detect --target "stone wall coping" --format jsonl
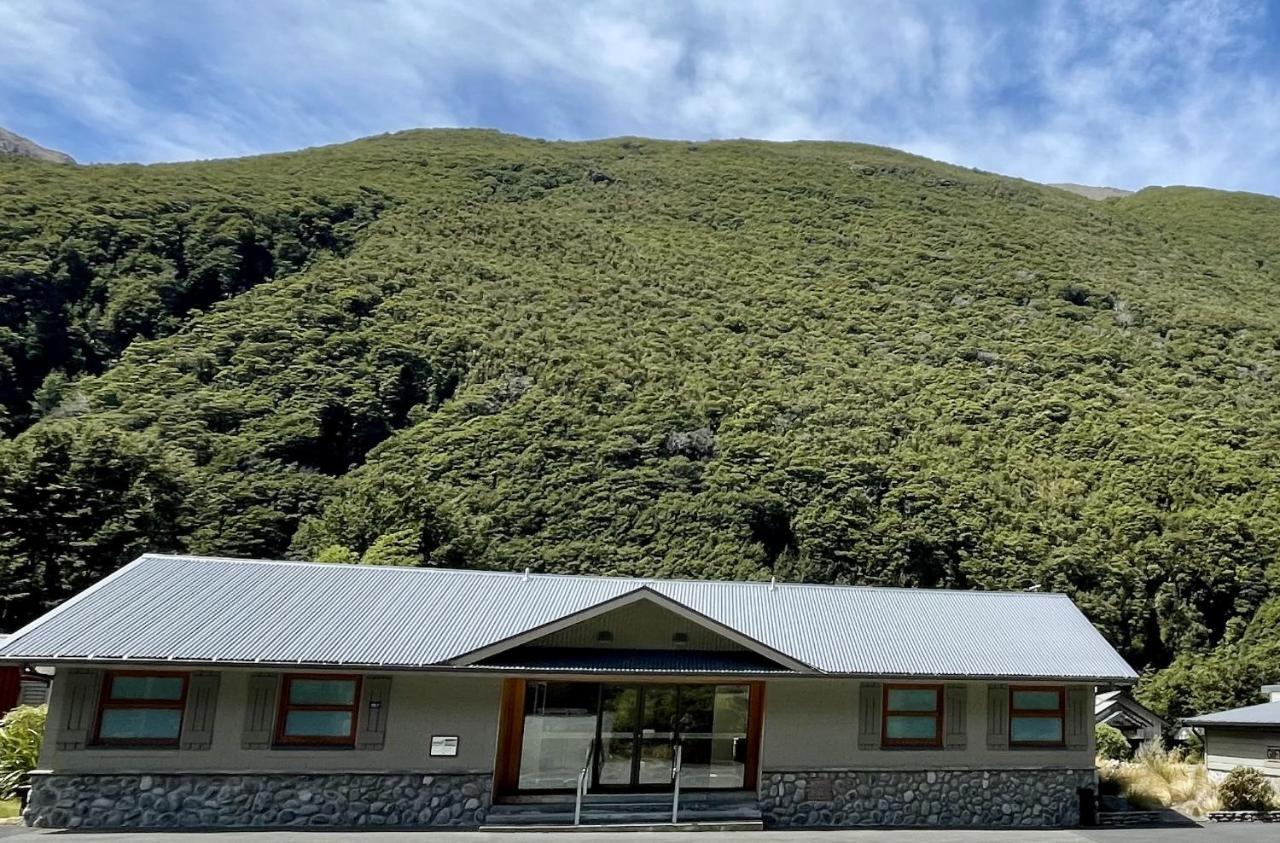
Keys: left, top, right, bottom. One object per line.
{"left": 1207, "top": 810, "right": 1280, "bottom": 822}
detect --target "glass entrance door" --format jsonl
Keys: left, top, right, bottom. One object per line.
{"left": 635, "top": 685, "right": 677, "bottom": 787}
{"left": 516, "top": 681, "right": 753, "bottom": 793}
{"left": 597, "top": 684, "right": 678, "bottom": 790}
{"left": 593, "top": 683, "right": 747, "bottom": 791}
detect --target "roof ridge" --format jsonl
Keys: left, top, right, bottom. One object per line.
{"left": 141, "top": 554, "right": 1070, "bottom": 599}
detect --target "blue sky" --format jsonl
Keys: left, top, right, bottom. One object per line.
{"left": 3, "top": 0, "right": 1280, "bottom": 194}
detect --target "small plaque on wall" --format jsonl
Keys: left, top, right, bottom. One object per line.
{"left": 431, "top": 735, "right": 459, "bottom": 757}
{"left": 808, "top": 778, "right": 834, "bottom": 801}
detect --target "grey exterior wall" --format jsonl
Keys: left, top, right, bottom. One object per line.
{"left": 762, "top": 679, "right": 1096, "bottom": 770}
{"left": 40, "top": 667, "right": 502, "bottom": 774}
{"left": 1204, "top": 727, "right": 1280, "bottom": 787}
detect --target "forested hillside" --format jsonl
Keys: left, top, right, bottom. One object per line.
{"left": 1, "top": 130, "right": 1278, "bottom": 713}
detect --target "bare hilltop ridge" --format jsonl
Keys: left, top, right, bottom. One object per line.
{"left": 0, "top": 126, "right": 75, "bottom": 164}
{"left": 1049, "top": 182, "right": 1136, "bottom": 200}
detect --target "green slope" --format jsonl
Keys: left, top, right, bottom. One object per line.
{"left": 1, "top": 131, "right": 1279, "bottom": 701}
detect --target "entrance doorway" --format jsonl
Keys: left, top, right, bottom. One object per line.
{"left": 500, "top": 681, "right": 761, "bottom": 795}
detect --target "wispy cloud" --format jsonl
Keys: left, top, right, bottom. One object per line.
{"left": 1, "top": 0, "right": 1278, "bottom": 193}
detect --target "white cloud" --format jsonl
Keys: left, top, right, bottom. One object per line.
{"left": 0, "top": 0, "right": 1277, "bottom": 194}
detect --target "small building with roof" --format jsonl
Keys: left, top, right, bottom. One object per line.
{"left": 1183, "top": 685, "right": 1280, "bottom": 791}
{"left": 1095, "top": 689, "right": 1168, "bottom": 749}
{"left": 0, "top": 553, "right": 1136, "bottom": 830}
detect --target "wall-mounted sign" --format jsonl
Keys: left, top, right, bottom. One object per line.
{"left": 431, "top": 735, "right": 459, "bottom": 757}
{"left": 1267, "top": 745, "right": 1280, "bottom": 761}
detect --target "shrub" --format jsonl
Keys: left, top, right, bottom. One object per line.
{"left": 1218, "top": 767, "right": 1276, "bottom": 812}
{"left": 1097, "top": 741, "right": 1219, "bottom": 816}
{"left": 1096, "top": 724, "right": 1132, "bottom": 761}
{"left": 0, "top": 704, "right": 46, "bottom": 798}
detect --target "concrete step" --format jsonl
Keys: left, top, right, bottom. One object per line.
{"left": 484, "top": 796, "right": 762, "bottom": 830}
{"left": 482, "top": 820, "right": 765, "bottom": 833}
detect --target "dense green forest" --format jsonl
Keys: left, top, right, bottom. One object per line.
{"left": 1, "top": 130, "right": 1278, "bottom": 715}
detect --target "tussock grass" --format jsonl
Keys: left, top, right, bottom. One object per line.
{"left": 1098, "top": 742, "right": 1219, "bottom": 817}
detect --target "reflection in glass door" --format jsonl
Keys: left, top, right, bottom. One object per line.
{"left": 636, "top": 685, "right": 677, "bottom": 787}
{"left": 597, "top": 685, "right": 639, "bottom": 787}
{"left": 515, "top": 681, "right": 753, "bottom": 793}
{"left": 593, "top": 683, "right": 749, "bottom": 791}
{"left": 676, "top": 684, "right": 749, "bottom": 789}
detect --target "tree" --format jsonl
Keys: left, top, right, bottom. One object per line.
{"left": 0, "top": 420, "right": 191, "bottom": 627}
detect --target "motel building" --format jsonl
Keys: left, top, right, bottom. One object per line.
{"left": 0, "top": 554, "right": 1136, "bottom": 830}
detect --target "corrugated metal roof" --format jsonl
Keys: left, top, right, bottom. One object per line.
{"left": 1184, "top": 701, "right": 1280, "bottom": 727}
{"left": 0, "top": 554, "right": 1137, "bottom": 681}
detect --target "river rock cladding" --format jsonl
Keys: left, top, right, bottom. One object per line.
{"left": 761, "top": 769, "right": 1096, "bottom": 827}
{"left": 25, "top": 772, "right": 492, "bottom": 829}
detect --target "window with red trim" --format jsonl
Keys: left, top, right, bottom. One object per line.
{"left": 881, "top": 684, "right": 943, "bottom": 747}
{"left": 1009, "top": 686, "right": 1065, "bottom": 747}
{"left": 94, "top": 671, "right": 188, "bottom": 746}
{"left": 275, "top": 675, "right": 361, "bottom": 746}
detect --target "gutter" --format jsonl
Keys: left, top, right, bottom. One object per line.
{"left": 0, "top": 654, "right": 1137, "bottom": 684}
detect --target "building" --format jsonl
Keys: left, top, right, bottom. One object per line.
{"left": 0, "top": 636, "right": 51, "bottom": 713}
{"left": 0, "top": 554, "right": 1136, "bottom": 830}
{"left": 1095, "top": 689, "right": 1168, "bottom": 749}
{"left": 1183, "top": 686, "right": 1280, "bottom": 791}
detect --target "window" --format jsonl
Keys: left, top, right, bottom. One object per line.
{"left": 94, "top": 671, "right": 188, "bottom": 746}
{"left": 882, "top": 684, "right": 942, "bottom": 747}
{"left": 275, "top": 675, "right": 361, "bottom": 746}
{"left": 1009, "top": 686, "right": 1065, "bottom": 747}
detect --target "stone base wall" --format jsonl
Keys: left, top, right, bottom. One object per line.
{"left": 25, "top": 772, "right": 492, "bottom": 829}
{"left": 761, "top": 768, "right": 1096, "bottom": 828}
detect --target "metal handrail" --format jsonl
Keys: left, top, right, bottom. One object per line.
{"left": 670, "top": 742, "right": 683, "bottom": 824}
{"left": 574, "top": 739, "right": 595, "bottom": 826}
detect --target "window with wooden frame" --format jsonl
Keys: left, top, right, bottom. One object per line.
{"left": 275, "top": 675, "right": 362, "bottom": 746}
{"left": 94, "top": 671, "right": 189, "bottom": 746}
{"left": 1009, "top": 686, "right": 1065, "bottom": 747}
{"left": 881, "top": 684, "right": 943, "bottom": 747}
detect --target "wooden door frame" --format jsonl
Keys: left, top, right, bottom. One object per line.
{"left": 493, "top": 679, "right": 527, "bottom": 797}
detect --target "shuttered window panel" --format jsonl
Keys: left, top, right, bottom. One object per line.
{"left": 180, "top": 672, "right": 221, "bottom": 750}
{"left": 1065, "top": 685, "right": 1090, "bottom": 750}
{"left": 18, "top": 679, "right": 49, "bottom": 707}
{"left": 355, "top": 675, "right": 392, "bottom": 750}
{"left": 55, "top": 669, "right": 102, "bottom": 751}
{"left": 986, "top": 683, "right": 1009, "bottom": 750}
{"left": 241, "top": 673, "right": 280, "bottom": 749}
{"left": 944, "top": 684, "right": 967, "bottom": 749}
{"left": 857, "top": 682, "right": 882, "bottom": 750}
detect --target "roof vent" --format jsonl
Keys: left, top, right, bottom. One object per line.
{"left": 523, "top": 567, "right": 531, "bottom": 581}
{"left": 769, "top": 576, "right": 777, "bottom": 592}
{"left": 596, "top": 630, "right": 614, "bottom": 644}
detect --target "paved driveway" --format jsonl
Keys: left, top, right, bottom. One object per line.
{"left": 0, "top": 826, "right": 1275, "bottom": 842}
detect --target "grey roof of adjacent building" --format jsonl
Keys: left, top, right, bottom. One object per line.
{"left": 1183, "top": 701, "right": 1280, "bottom": 728}
{"left": 0, "top": 554, "right": 1137, "bottom": 681}
{"left": 1095, "top": 690, "right": 1167, "bottom": 723}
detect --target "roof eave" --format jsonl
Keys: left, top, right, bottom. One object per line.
{"left": 0, "top": 653, "right": 1136, "bottom": 683}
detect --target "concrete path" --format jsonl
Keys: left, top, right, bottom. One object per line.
{"left": 0, "top": 826, "right": 1275, "bottom": 842}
